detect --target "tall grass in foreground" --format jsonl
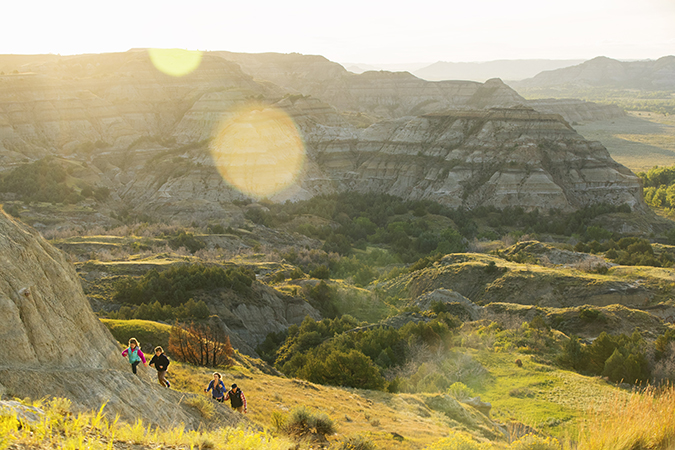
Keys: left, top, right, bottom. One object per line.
{"left": 0, "top": 398, "right": 291, "bottom": 450}
{"left": 573, "top": 385, "right": 675, "bottom": 450}
{"left": 1, "top": 387, "right": 674, "bottom": 449}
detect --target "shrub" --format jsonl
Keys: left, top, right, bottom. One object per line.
{"left": 484, "top": 260, "right": 498, "bottom": 274}
{"left": 2, "top": 204, "right": 21, "bottom": 218}
{"left": 285, "top": 406, "right": 335, "bottom": 439}
{"left": 579, "top": 308, "right": 601, "bottom": 322}
{"left": 167, "top": 231, "right": 206, "bottom": 253}
{"left": 336, "top": 435, "right": 378, "bottom": 450}
{"left": 295, "top": 349, "right": 386, "bottom": 390}
{"left": 447, "top": 382, "right": 475, "bottom": 401}
{"left": 309, "top": 265, "right": 330, "bottom": 279}
{"left": 113, "top": 263, "right": 254, "bottom": 306}
{"left": 0, "top": 158, "right": 79, "bottom": 204}
{"left": 185, "top": 395, "right": 215, "bottom": 419}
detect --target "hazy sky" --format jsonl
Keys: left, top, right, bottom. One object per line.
{"left": 3, "top": 0, "right": 674, "bottom": 64}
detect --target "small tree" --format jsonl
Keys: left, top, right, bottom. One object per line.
{"left": 169, "top": 321, "right": 234, "bottom": 367}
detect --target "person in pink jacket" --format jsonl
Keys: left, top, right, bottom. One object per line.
{"left": 121, "top": 337, "right": 147, "bottom": 374}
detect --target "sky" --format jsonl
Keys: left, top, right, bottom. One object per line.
{"left": 3, "top": 0, "right": 674, "bottom": 64}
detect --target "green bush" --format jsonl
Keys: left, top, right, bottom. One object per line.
{"left": 294, "top": 349, "right": 386, "bottom": 390}
{"left": 285, "top": 406, "right": 335, "bottom": 439}
{"left": 309, "top": 265, "right": 330, "bottom": 279}
{"left": 579, "top": 308, "right": 601, "bottom": 322}
{"left": 113, "top": 263, "right": 255, "bottom": 306}
{"left": 446, "top": 382, "right": 475, "bottom": 401}
{"left": 167, "top": 231, "right": 206, "bottom": 253}
{"left": 0, "top": 158, "right": 81, "bottom": 204}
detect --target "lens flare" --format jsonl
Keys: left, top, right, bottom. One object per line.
{"left": 210, "top": 105, "right": 306, "bottom": 199}
{"left": 148, "top": 48, "right": 202, "bottom": 77}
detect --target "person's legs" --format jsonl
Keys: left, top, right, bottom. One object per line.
{"left": 131, "top": 361, "right": 140, "bottom": 374}
{"left": 234, "top": 406, "right": 244, "bottom": 413}
{"left": 216, "top": 397, "right": 224, "bottom": 403}
{"left": 157, "top": 370, "right": 168, "bottom": 387}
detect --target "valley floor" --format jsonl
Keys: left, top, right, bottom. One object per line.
{"left": 576, "top": 111, "right": 675, "bottom": 172}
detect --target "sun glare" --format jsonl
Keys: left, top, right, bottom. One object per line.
{"left": 148, "top": 48, "right": 203, "bottom": 77}
{"left": 209, "top": 105, "right": 306, "bottom": 199}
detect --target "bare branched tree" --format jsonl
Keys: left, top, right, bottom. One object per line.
{"left": 169, "top": 321, "right": 234, "bottom": 367}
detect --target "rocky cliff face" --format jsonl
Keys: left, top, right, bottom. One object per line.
{"left": 0, "top": 51, "right": 646, "bottom": 219}
{"left": 291, "top": 103, "right": 644, "bottom": 212}
{"left": 216, "top": 51, "right": 526, "bottom": 118}
{"left": 0, "top": 210, "right": 241, "bottom": 427}
{"left": 76, "top": 257, "right": 321, "bottom": 356}
{"left": 0, "top": 51, "right": 273, "bottom": 164}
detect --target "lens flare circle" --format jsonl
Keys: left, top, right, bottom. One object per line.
{"left": 148, "top": 48, "right": 202, "bottom": 77}
{"left": 210, "top": 105, "right": 305, "bottom": 199}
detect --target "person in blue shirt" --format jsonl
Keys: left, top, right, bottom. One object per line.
{"left": 204, "top": 372, "right": 226, "bottom": 402}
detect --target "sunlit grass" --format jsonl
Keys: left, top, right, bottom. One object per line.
{"left": 2, "top": 369, "right": 674, "bottom": 449}
{"left": 0, "top": 397, "right": 291, "bottom": 450}
{"left": 573, "top": 386, "right": 675, "bottom": 450}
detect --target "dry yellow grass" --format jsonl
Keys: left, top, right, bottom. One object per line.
{"left": 170, "top": 359, "right": 472, "bottom": 449}
{"left": 573, "top": 386, "right": 675, "bottom": 450}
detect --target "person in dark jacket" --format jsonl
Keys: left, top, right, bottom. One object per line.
{"left": 204, "top": 373, "right": 226, "bottom": 402}
{"left": 148, "top": 346, "right": 171, "bottom": 388}
{"left": 224, "top": 383, "right": 247, "bottom": 413}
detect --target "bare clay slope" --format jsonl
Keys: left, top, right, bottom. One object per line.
{"left": 0, "top": 210, "right": 242, "bottom": 428}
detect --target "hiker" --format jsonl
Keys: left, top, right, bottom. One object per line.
{"left": 121, "top": 338, "right": 147, "bottom": 374}
{"left": 204, "top": 372, "right": 226, "bottom": 402}
{"left": 148, "top": 346, "right": 171, "bottom": 388}
{"left": 224, "top": 383, "right": 247, "bottom": 413}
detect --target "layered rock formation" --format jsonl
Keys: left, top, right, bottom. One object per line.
{"left": 0, "top": 210, "right": 241, "bottom": 427}
{"left": 216, "top": 51, "right": 526, "bottom": 118}
{"left": 293, "top": 104, "right": 644, "bottom": 212}
{"left": 0, "top": 51, "right": 647, "bottom": 219}
{"left": 0, "top": 51, "right": 273, "bottom": 164}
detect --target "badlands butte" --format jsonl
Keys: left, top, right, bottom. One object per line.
{"left": 0, "top": 50, "right": 640, "bottom": 225}
{"left": 2, "top": 50, "right": 675, "bottom": 447}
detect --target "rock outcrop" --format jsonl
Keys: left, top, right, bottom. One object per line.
{"left": 216, "top": 51, "right": 526, "bottom": 118}
{"left": 0, "top": 210, "right": 241, "bottom": 427}
{"left": 0, "top": 51, "right": 648, "bottom": 220}
{"left": 295, "top": 104, "right": 645, "bottom": 212}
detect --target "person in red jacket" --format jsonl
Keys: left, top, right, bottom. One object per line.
{"left": 224, "top": 383, "right": 247, "bottom": 413}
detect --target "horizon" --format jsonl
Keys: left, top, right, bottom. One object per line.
{"left": 3, "top": 0, "right": 673, "bottom": 65}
